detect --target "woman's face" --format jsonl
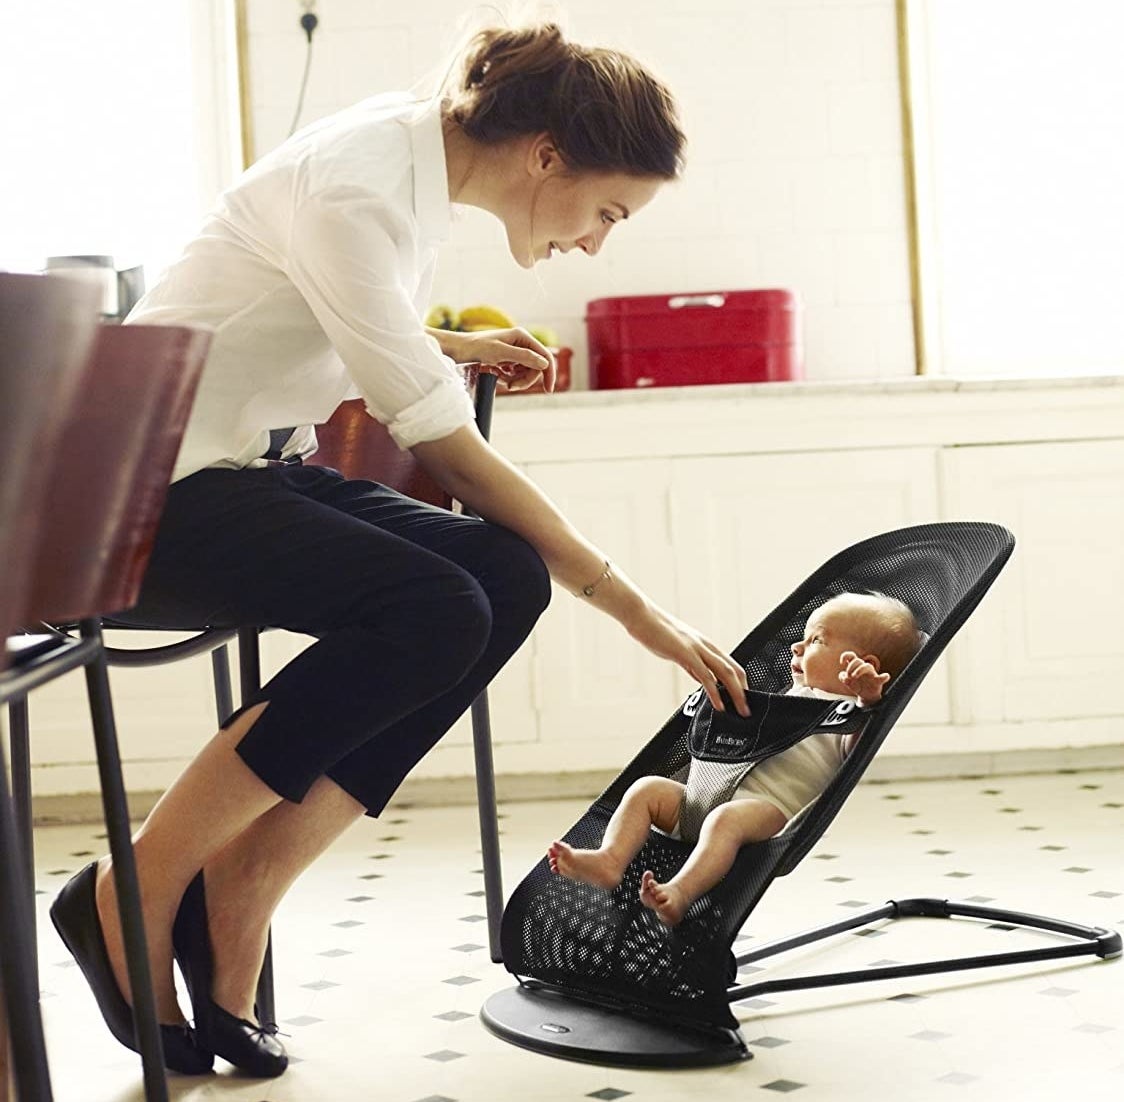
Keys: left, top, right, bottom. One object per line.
{"left": 506, "top": 155, "right": 664, "bottom": 268}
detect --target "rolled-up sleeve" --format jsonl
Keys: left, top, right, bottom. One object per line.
{"left": 287, "top": 186, "right": 475, "bottom": 448}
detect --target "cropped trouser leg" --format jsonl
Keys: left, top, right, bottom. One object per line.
{"left": 117, "top": 464, "right": 552, "bottom": 814}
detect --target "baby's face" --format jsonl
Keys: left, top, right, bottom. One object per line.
{"left": 790, "top": 607, "right": 869, "bottom": 695}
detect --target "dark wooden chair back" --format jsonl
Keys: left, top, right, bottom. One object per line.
{"left": 28, "top": 324, "right": 212, "bottom": 623}
{"left": 0, "top": 273, "right": 100, "bottom": 658}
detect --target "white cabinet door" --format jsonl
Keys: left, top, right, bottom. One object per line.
{"left": 669, "top": 448, "right": 949, "bottom": 727}
{"left": 523, "top": 459, "right": 681, "bottom": 759}
{"left": 942, "top": 439, "right": 1124, "bottom": 723}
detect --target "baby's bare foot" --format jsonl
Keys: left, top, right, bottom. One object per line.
{"left": 639, "top": 869, "right": 689, "bottom": 926}
{"left": 547, "top": 841, "right": 624, "bottom": 890}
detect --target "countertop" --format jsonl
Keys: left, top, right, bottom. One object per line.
{"left": 487, "top": 373, "right": 1124, "bottom": 463}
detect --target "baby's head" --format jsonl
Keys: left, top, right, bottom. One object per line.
{"left": 790, "top": 592, "right": 922, "bottom": 696}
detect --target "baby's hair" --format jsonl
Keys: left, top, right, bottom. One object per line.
{"left": 819, "top": 592, "right": 923, "bottom": 680}
{"left": 442, "top": 23, "right": 686, "bottom": 179}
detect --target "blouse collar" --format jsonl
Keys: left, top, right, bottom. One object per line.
{"left": 409, "top": 101, "right": 452, "bottom": 246}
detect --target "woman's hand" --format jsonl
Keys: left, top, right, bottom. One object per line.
{"left": 430, "top": 326, "right": 557, "bottom": 392}
{"left": 624, "top": 603, "right": 750, "bottom": 716}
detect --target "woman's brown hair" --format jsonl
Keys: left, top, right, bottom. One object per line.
{"left": 443, "top": 24, "right": 685, "bottom": 179}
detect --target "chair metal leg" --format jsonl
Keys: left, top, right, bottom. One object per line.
{"left": 210, "top": 644, "right": 234, "bottom": 726}
{"left": 8, "top": 695, "right": 39, "bottom": 993}
{"left": 0, "top": 718, "right": 55, "bottom": 1101}
{"left": 79, "top": 619, "right": 169, "bottom": 1102}
{"left": 471, "top": 689, "right": 504, "bottom": 963}
{"left": 461, "top": 373, "right": 504, "bottom": 964}
{"left": 256, "top": 933, "right": 276, "bottom": 1027}
{"left": 236, "top": 626, "right": 278, "bottom": 1027}
{"left": 237, "top": 626, "right": 261, "bottom": 706}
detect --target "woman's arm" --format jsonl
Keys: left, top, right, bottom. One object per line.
{"left": 411, "top": 423, "right": 749, "bottom": 715}
{"left": 426, "top": 326, "right": 558, "bottom": 391}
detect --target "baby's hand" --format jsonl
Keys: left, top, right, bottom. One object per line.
{"left": 838, "top": 650, "right": 890, "bottom": 707}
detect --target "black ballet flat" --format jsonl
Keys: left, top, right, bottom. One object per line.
{"left": 172, "top": 872, "right": 288, "bottom": 1078}
{"left": 49, "top": 861, "right": 214, "bottom": 1075}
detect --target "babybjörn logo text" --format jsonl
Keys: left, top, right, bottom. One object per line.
{"left": 714, "top": 735, "right": 747, "bottom": 751}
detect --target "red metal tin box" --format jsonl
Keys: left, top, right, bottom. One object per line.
{"left": 585, "top": 289, "right": 801, "bottom": 390}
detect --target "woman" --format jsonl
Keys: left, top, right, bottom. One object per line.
{"left": 50, "top": 23, "right": 750, "bottom": 1077}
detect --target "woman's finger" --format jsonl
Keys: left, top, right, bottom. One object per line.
{"left": 505, "top": 325, "right": 553, "bottom": 360}
{"left": 490, "top": 351, "right": 556, "bottom": 392}
{"left": 693, "top": 662, "right": 726, "bottom": 712}
{"left": 487, "top": 343, "right": 549, "bottom": 373}
{"left": 689, "top": 648, "right": 749, "bottom": 716}
{"left": 505, "top": 328, "right": 557, "bottom": 390}
{"left": 499, "top": 364, "right": 544, "bottom": 391}
{"left": 702, "top": 650, "right": 750, "bottom": 714}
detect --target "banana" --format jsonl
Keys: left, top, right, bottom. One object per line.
{"left": 457, "top": 304, "right": 514, "bottom": 331}
{"left": 424, "top": 304, "right": 459, "bottom": 330}
{"left": 528, "top": 326, "right": 560, "bottom": 348}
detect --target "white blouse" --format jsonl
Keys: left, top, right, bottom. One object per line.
{"left": 127, "top": 93, "right": 476, "bottom": 483}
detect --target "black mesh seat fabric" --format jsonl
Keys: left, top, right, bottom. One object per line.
{"left": 499, "top": 522, "right": 1015, "bottom": 1034}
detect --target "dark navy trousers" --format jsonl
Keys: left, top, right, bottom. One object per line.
{"left": 115, "top": 463, "right": 551, "bottom": 814}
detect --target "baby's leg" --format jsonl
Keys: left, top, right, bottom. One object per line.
{"left": 640, "top": 798, "right": 787, "bottom": 925}
{"left": 549, "top": 776, "right": 685, "bottom": 890}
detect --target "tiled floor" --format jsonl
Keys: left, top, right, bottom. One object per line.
{"left": 26, "top": 769, "right": 1124, "bottom": 1101}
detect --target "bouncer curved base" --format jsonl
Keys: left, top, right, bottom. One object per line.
{"left": 480, "top": 984, "right": 750, "bottom": 1068}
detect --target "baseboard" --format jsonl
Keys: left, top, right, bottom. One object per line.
{"left": 28, "top": 744, "right": 1124, "bottom": 826}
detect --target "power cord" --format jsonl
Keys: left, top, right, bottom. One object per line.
{"left": 288, "top": 3, "right": 319, "bottom": 137}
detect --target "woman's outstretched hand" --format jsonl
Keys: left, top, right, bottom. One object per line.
{"left": 435, "top": 326, "right": 557, "bottom": 392}
{"left": 625, "top": 603, "right": 750, "bottom": 716}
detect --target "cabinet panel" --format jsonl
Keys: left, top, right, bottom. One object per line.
{"left": 669, "top": 448, "right": 948, "bottom": 726}
{"left": 941, "top": 439, "right": 1124, "bottom": 723}
{"left": 523, "top": 459, "right": 680, "bottom": 747}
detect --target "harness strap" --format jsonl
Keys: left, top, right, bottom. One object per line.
{"left": 677, "top": 689, "right": 868, "bottom": 843}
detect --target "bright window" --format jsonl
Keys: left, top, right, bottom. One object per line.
{"left": 0, "top": 0, "right": 240, "bottom": 285}
{"left": 908, "top": 0, "right": 1124, "bottom": 375}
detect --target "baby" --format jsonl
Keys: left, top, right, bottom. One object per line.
{"left": 548, "top": 592, "right": 923, "bottom": 926}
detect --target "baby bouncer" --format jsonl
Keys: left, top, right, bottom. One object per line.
{"left": 481, "top": 522, "right": 1120, "bottom": 1066}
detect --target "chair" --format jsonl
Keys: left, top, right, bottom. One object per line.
{"left": 0, "top": 271, "right": 101, "bottom": 1102}
{"left": 82, "top": 369, "right": 505, "bottom": 1024}
{"left": 2, "top": 315, "right": 211, "bottom": 1101}
{"left": 482, "top": 522, "right": 1122, "bottom": 1067}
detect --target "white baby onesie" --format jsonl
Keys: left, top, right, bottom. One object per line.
{"left": 733, "top": 686, "right": 852, "bottom": 819}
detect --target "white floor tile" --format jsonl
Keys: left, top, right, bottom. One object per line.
{"left": 19, "top": 768, "right": 1124, "bottom": 1101}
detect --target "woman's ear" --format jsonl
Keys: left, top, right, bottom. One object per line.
{"left": 527, "top": 132, "right": 565, "bottom": 177}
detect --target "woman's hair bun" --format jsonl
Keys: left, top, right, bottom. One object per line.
{"left": 444, "top": 23, "right": 685, "bottom": 180}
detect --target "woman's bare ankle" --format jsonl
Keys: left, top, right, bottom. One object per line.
{"left": 202, "top": 862, "right": 275, "bottom": 1021}
{"left": 94, "top": 857, "right": 186, "bottom": 1023}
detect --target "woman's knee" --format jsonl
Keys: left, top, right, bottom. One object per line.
{"left": 350, "top": 561, "right": 494, "bottom": 675}
{"left": 485, "top": 525, "right": 552, "bottom": 621}
{"left": 419, "top": 568, "right": 495, "bottom": 672}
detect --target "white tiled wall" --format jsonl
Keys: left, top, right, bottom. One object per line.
{"left": 243, "top": 0, "right": 914, "bottom": 385}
